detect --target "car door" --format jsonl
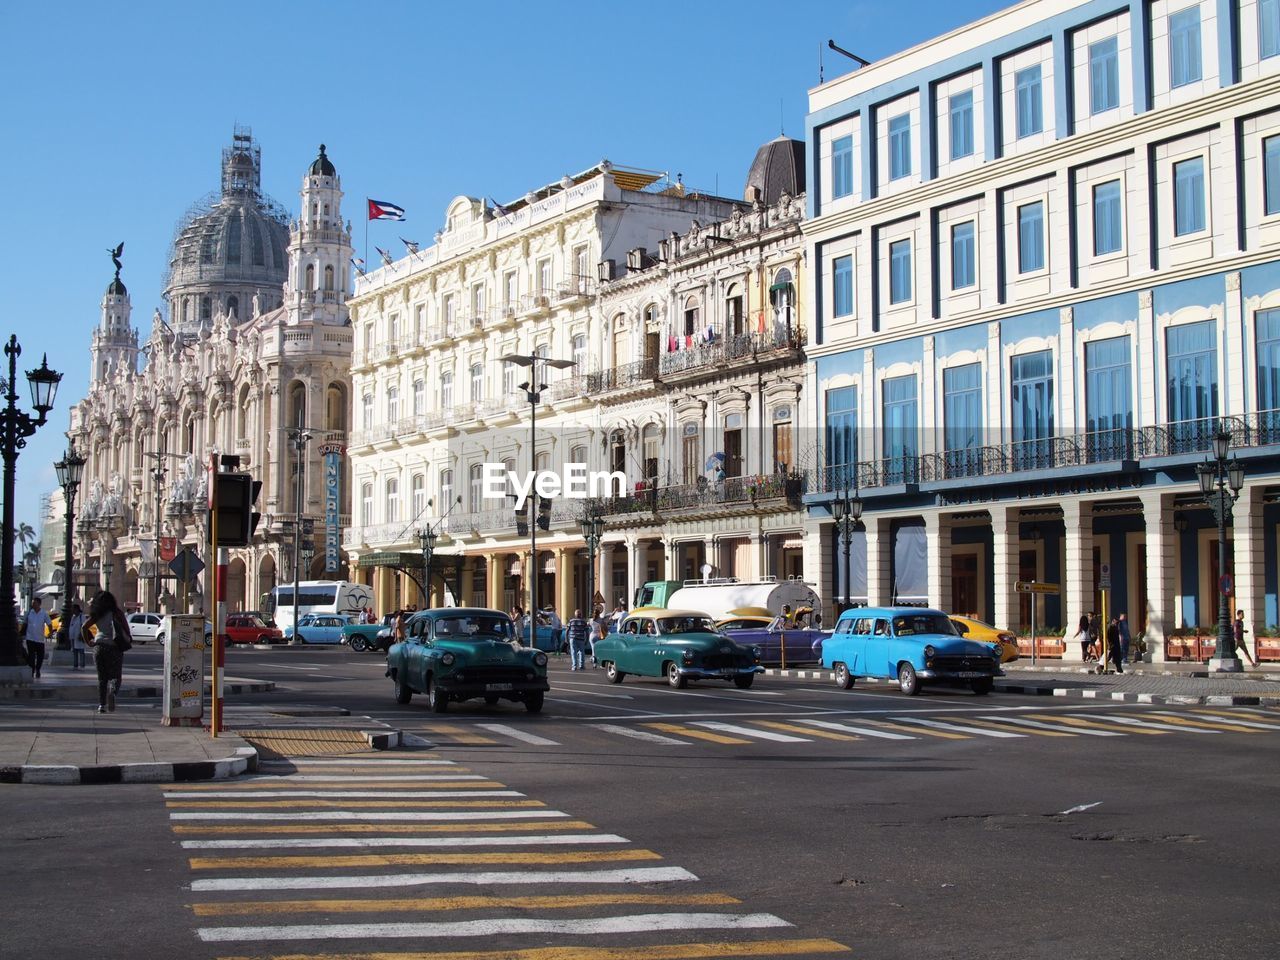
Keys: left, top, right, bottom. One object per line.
{"left": 863, "top": 617, "right": 893, "bottom": 678}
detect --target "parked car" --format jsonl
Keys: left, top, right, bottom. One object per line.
{"left": 343, "top": 613, "right": 400, "bottom": 653}
{"left": 125, "top": 612, "right": 164, "bottom": 644}
{"left": 716, "top": 606, "right": 825, "bottom": 663}
{"left": 517, "top": 615, "right": 564, "bottom": 652}
{"left": 386, "top": 607, "right": 549, "bottom": 713}
{"left": 285, "top": 613, "right": 358, "bottom": 645}
{"left": 224, "top": 613, "right": 284, "bottom": 645}
{"left": 822, "top": 606, "right": 1003, "bottom": 695}
{"left": 949, "top": 615, "right": 1020, "bottom": 664}
{"left": 593, "top": 609, "right": 764, "bottom": 689}
{"left": 155, "top": 619, "right": 213, "bottom": 646}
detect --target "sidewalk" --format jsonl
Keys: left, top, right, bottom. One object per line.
{"left": 0, "top": 661, "right": 275, "bottom": 700}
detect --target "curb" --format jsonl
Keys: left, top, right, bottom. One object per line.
{"left": 0, "top": 746, "right": 258, "bottom": 786}
{"left": 992, "top": 681, "right": 1280, "bottom": 706}
{"left": 0, "top": 679, "right": 276, "bottom": 701}
{"left": 363, "top": 729, "right": 402, "bottom": 750}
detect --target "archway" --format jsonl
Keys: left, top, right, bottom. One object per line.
{"left": 227, "top": 557, "right": 248, "bottom": 613}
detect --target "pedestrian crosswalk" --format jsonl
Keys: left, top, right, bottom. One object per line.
{"left": 165, "top": 755, "right": 851, "bottom": 958}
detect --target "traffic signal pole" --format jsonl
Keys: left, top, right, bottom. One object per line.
{"left": 208, "top": 457, "right": 222, "bottom": 736}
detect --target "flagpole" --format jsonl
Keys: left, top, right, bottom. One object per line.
{"left": 364, "top": 198, "right": 369, "bottom": 277}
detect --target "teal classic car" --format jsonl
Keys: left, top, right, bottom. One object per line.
{"left": 592, "top": 609, "right": 764, "bottom": 689}
{"left": 821, "top": 606, "right": 1003, "bottom": 695}
{"left": 386, "top": 607, "right": 549, "bottom": 713}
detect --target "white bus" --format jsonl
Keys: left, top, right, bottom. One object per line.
{"left": 267, "top": 580, "right": 374, "bottom": 633}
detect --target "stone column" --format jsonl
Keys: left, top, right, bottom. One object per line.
{"left": 924, "top": 511, "right": 953, "bottom": 613}
{"left": 1061, "top": 499, "right": 1095, "bottom": 662}
{"left": 802, "top": 518, "right": 833, "bottom": 622}
{"left": 598, "top": 543, "right": 614, "bottom": 611}
{"left": 1140, "top": 489, "right": 1176, "bottom": 663}
{"left": 624, "top": 536, "right": 639, "bottom": 610}
{"left": 1233, "top": 482, "right": 1265, "bottom": 664}
{"left": 864, "top": 515, "right": 892, "bottom": 607}
{"left": 486, "top": 554, "right": 504, "bottom": 611}
{"left": 991, "top": 506, "right": 1021, "bottom": 637}
{"left": 555, "top": 548, "right": 574, "bottom": 617}
{"left": 460, "top": 559, "right": 475, "bottom": 609}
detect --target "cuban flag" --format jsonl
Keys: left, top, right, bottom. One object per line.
{"left": 367, "top": 198, "right": 405, "bottom": 221}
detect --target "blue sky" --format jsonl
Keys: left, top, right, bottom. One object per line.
{"left": 0, "top": 0, "right": 1007, "bottom": 555}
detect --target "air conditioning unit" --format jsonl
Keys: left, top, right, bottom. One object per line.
{"left": 597, "top": 259, "right": 616, "bottom": 282}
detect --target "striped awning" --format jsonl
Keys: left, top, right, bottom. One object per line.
{"left": 357, "top": 551, "right": 423, "bottom": 569}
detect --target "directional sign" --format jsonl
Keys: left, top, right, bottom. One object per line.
{"left": 169, "top": 548, "right": 205, "bottom": 584}
{"left": 1015, "top": 581, "right": 1060, "bottom": 595}
{"left": 1099, "top": 562, "right": 1112, "bottom": 591}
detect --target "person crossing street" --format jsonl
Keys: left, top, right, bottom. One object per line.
{"left": 565, "top": 609, "right": 589, "bottom": 671}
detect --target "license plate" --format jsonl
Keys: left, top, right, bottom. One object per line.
{"left": 485, "top": 683, "right": 513, "bottom": 692}
{"left": 955, "top": 671, "right": 985, "bottom": 678}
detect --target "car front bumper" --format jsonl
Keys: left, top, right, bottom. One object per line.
{"left": 918, "top": 667, "right": 1003, "bottom": 681}
{"left": 437, "top": 677, "right": 551, "bottom": 696}
{"left": 674, "top": 664, "right": 765, "bottom": 681}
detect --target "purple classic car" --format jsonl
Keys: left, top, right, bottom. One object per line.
{"left": 716, "top": 608, "right": 826, "bottom": 664}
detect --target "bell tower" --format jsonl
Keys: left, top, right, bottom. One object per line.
{"left": 89, "top": 245, "right": 139, "bottom": 382}
{"left": 286, "top": 144, "right": 352, "bottom": 327}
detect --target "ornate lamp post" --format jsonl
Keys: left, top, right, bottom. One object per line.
{"left": 580, "top": 511, "right": 604, "bottom": 615}
{"left": 832, "top": 484, "right": 863, "bottom": 614}
{"left": 1196, "top": 427, "right": 1245, "bottom": 672}
{"left": 0, "top": 337, "right": 61, "bottom": 680}
{"left": 287, "top": 425, "right": 313, "bottom": 643}
{"left": 418, "top": 526, "right": 438, "bottom": 607}
{"left": 53, "top": 444, "right": 86, "bottom": 650}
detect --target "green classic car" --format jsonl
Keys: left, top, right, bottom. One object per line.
{"left": 593, "top": 609, "right": 764, "bottom": 689}
{"left": 386, "top": 607, "right": 550, "bottom": 713}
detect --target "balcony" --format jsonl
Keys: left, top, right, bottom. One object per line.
{"left": 599, "top": 472, "right": 806, "bottom": 525}
{"left": 556, "top": 277, "right": 594, "bottom": 304}
{"left": 659, "top": 326, "right": 802, "bottom": 380}
{"left": 520, "top": 292, "right": 551, "bottom": 316}
{"left": 585, "top": 358, "right": 659, "bottom": 397}
{"left": 458, "top": 310, "right": 489, "bottom": 337}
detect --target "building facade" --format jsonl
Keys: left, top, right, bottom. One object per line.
{"left": 69, "top": 130, "right": 353, "bottom": 612}
{"left": 802, "top": 0, "right": 1280, "bottom": 658}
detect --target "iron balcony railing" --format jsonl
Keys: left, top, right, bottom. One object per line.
{"left": 659, "top": 327, "right": 801, "bottom": 378}
{"left": 585, "top": 358, "right": 659, "bottom": 394}
{"left": 600, "top": 472, "right": 806, "bottom": 517}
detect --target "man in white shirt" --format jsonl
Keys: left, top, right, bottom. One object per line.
{"left": 23, "top": 597, "right": 53, "bottom": 679}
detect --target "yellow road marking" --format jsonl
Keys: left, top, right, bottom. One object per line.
{"left": 171, "top": 820, "right": 596, "bottom": 835}
{"left": 193, "top": 892, "right": 742, "bottom": 916}
{"left": 1193, "top": 709, "right": 1280, "bottom": 727}
{"left": 166, "top": 799, "right": 545, "bottom": 809}
{"left": 867, "top": 720, "right": 969, "bottom": 739}
{"left": 646, "top": 723, "right": 750, "bottom": 745}
{"left": 1027, "top": 714, "right": 1167, "bottom": 735}
{"left": 172, "top": 781, "right": 502, "bottom": 790}
{"left": 189, "top": 849, "right": 662, "bottom": 870}
{"left": 959, "top": 717, "right": 1075, "bottom": 737}
{"left": 755, "top": 721, "right": 859, "bottom": 741}
{"left": 214, "top": 938, "right": 853, "bottom": 959}
{"left": 1144, "top": 714, "right": 1263, "bottom": 733}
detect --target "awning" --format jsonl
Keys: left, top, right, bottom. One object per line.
{"left": 768, "top": 280, "right": 794, "bottom": 293}
{"left": 357, "top": 552, "right": 424, "bottom": 569}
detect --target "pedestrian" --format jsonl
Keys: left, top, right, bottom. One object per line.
{"left": 611, "top": 600, "right": 626, "bottom": 633}
{"left": 1086, "top": 612, "right": 1101, "bottom": 661}
{"left": 1073, "top": 614, "right": 1091, "bottom": 661}
{"left": 85, "top": 590, "right": 131, "bottom": 713}
{"left": 1106, "top": 617, "right": 1123, "bottom": 673}
{"left": 1117, "top": 612, "right": 1132, "bottom": 664}
{"left": 511, "top": 606, "right": 526, "bottom": 643}
{"left": 22, "top": 597, "right": 52, "bottom": 679}
{"left": 588, "top": 605, "right": 605, "bottom": 667}
{"left": 565, "top": 608, "right": 589, "bottom": 670}
{"left": 69, "top": 602, "right": 87, "bottom": 670}
{"left": 1235, "top": 610, "right": 1259, "bottom": 668}
{"left": 392, "top": 609, "right": 406, "bottom": 645}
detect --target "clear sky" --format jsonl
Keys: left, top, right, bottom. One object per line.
{"left": 0, "top": 0, "right": 1008, "bottom": 561}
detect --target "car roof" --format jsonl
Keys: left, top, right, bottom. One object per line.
{"left": 724, "top": 606, "right": 774, "bottom": 618}
{"left": 628, "top": 609, "right": 715, "bottom": 620}
{"left": 410, "top": 607, "right": 509, "bottom": 619}
{"left": 836, "top": 606, "right": 948, "bottom": 620}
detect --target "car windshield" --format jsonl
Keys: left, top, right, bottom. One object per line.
{"left": 658, "top": 616, "right": 719, "bottom": 635}
{"left": 892, "top": 614, "right": 958, "bottom": 637}
{"left": 433, "top": 615, "right": 514, "bottom": 641}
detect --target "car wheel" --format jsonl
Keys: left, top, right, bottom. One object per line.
{"left": 350, "top": 636, "right": 368, "bottom": 653}
{"left": 666, "top": 662, "right": 687, "bottom": 689}
{"left": 155, "top": 632, "right": 165, "bottom": 646}
{"left": 427, "top": 674, "right": 449, "bottom": 713}
{"left": 524, "top": 691, "right": 545, "bottom": 713}
{"left": 393, "top": 672, "right": 412, "bottom": 704}
{"left": 483, "top": 694, "right": 500, "bottom": 706}
{"left": 834, "top": 662, "right": 854, "bottom": 690}
{"left": 604, "top": 661, "right": 624, "bottom": 684}
{"left": 733, "top": 674, "right": 754, "bottom": 689}
{"left": 898, "top": 662, "right": 920, "bottom": 696}
{"left": 258, "top": 634, "right": 271, "bottom": 644}
{"left": 971, "top": 678, "right": 993, "bottom": 696}
{"left": 294, "top": 634, "right": 306, "bottom": 645}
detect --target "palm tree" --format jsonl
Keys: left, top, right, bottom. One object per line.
{"left": 16, "top": 521, "right": 33, "bottom": 563}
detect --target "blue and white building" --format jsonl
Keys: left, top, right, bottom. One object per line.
{"left": 802, "top": 0, "right": 1280, "bottom": 659}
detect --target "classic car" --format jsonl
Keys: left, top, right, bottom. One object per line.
{"left": 285, "top": 613, "right": 358, "bottom": 645}
{"left": 593, "top": 609, "right": 764, "bottom": 689}
{"left": 386, "top": 607, "right": 549, "bottom": 713}
{"left": 342, "top": 612, "right": 400, "bottom": 652}
{"left": 822, "top": 606, "right": 1003, "bottom": 695}
{"left": 716, "top": 606, "right": 826, "bottom": 664}
{"left": 516, "top": 613, "right": 564, "bottom": 652}
{"left": 950, "top": 615, "right": 1020, "bottom": 664}
{"left": 224, "top": 614, "right": 285, "bottom": 645}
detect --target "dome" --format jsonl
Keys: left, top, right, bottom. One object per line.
{"left": 744, "top": 135, "right": 806, "bottom": 204}
{"left": 106, "top": 275, "right": 127, "bottom": 297}
{"left": 309, "top": 144, "right": 336, "bottom": 177}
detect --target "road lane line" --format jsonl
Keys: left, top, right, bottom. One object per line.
{"left": 181, "top": 833, "right": 630, "bottom": 850}
{"left": 192, "top": 891, "right": 740, "bottom": 915}
{"left": 473, "top": 724, "right": 560, "bottom": 746}
{"left": 170, "top": 810, "right": 571, "bottom": 822}
{"left": 755, "top": 721, "right": 859, "bottom": 741}
{"left": 189, "top": 849, "right": 663, "bottom": 870}
{"left": 593, "top": 724, "right": 690, "bottom": 745}
{"left": 959, "top": 717, "right": 1082, "bottom": 737}
{"left": 692, "top": 722, "right": 811, "bottom": 743}
{"left": 191, "top": 865, "right": 699, "bottom": 891}
{"left": 795, "top": 719, "right": 915, "bottom": 740}
{"left": 196, "top": 911, "right": 793, "bottom": 942}
{"left": 186, "top": 774, "right": 489, "bottom": 784}
{"left": 165, "top": 790, "right": 519, "bottom": 800}
{"left": 646, "top": 723, "right": 750, "bottom": 745}
{"left": 1077, "top": 714, "right": 1221, "bottom": 733}
{"left": 890, "top": 717, "right": 1024, "bottom": 738}
{"left": 1026, "top": 714, "right": 1169, "bottom": 735}
{"left": 167, "top": 799, "right": 541, "bottom": 810}
{"left": 172, "top": 820, "right": 598, "bottom": 835}
{"left": 262, "top": 758, "right": 459, "bottom": 766}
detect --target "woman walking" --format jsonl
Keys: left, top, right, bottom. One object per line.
{"left": 1074, "top": 614, "right": 1091, "bottom": 662}
{"left": 86, "top": 591, "right": 131, "bottom": 713}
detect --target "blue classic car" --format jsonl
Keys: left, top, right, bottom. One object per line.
{"left": 285, "top": 613, "right": 358, "bottom": 644}
{"left": 387, "top": 607, "right": 550, "bottom": 713}
{"left": 821, "top": 606, "right": 1003, "bottom": 695}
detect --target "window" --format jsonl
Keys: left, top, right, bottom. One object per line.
{"left": 1010, "top": 350, "right": 1055, "bottom": 469}
{"left": 386, "top": 478, "right": 400, "bottom": 523}
{"left": 361, "top": 393, "right": 373, "bottom": 430}
{"left": 387, "top": 385, "right": 399, "bottom": 423}
{"left": 1089, "top": 37, "right": 1119, "bottom": 114}
{"left": 1263, "top": 0, "right": 1280, "bottom": 59}
{"left": 1266, "top": 136, "right": 1280, "bottom": 217}
{"left": 471, "top": 283, "right": 486, "bottom": 317}
{"left": 538, "top": 259, "right": 552, "bottom": 294}
{"left": 772, "top": 406, "right": 793, "bottom": 474}
{"left": 681, "top": 422, "right": 700, "bottom": 485}
{"left": 1166, "top": 320, "right": 1218, "bottom": 448}
{"left": 1169, "top": 7, "right": 1202, "bottom": 87}
{"left": 1258, "top": 310, "right": 1280, "bottom": 426}
{"left": 824, "top": 386, "right": 858, "bottom": 487}
{"left": 1017, "top": 201, "right": 1045, "bottom": 273}
{"left": 832, "top": 135, "right": 853, "bottom": 199}
{"left": 949, "top": 91, "right": 974, "bottom": 160}
{"left": 469, "top": 463, "right": 485, "bottom": 512}
{"left": 504, "top": 271, "right": 517, "bottom": 308}
{"left": 324, "top": 264, "right": 334, "bottom": 291}
{"left": 1015, "top": 65, "right": 1043, "bottom": 138}
{"left": 503, "top": 357, "right": 516, "bottom": 394}
{"left": 440, "top": 469, "right": 454, "bottom": 509}
{"left": 412, "top": 474, "right": 426, "bottom": 519}
{"left": 1093, "top": 180, "right": 1123, "bottom": 256}
{"left": 833, "top": 255, "right": 854, "bottom": 316}
{"left": 470, "top": 363, "right": 483, "bottom": 402}
{"left": 412, "top": 378, "right": 425, "bottom": 416}
{"left": 943, "top": 363, "right": 982, "bottom": 477}
{"left": 572, "top": 333, "right": 587, "bottom": 371}
{"left": 1174, "top": 156, "right": 1205, "bottom": 236}
{"left": 387, "top": 314, "right": 399, "bottom": 347}
{"left": 888, "top": 114, "right": 911, "bottom": 179}
{"left": 889, "top": 240, "right": 912, "bottom": 304}
{"left": 440, "top": 371, "right": 453, "bottom": 409}
{"left": 882, "top": 376, "right": 918, "bottom": 482}
{"left": 951, "top": 221, "right": 976, "bottom": 289}
{"left": 361, "top": 483, "right": 373, "bottom": 525}
{"left": 1085, "top": 336, "right": 1132, "bottom": 460}
{"left": 443, "top": 294, "right": 456, "bottom": 332}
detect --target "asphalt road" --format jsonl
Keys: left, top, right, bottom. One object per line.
{"left": 4, "top": 645, "right": 1278, "bottom": 960}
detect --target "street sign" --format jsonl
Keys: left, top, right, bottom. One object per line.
{"left": 159, "top": 537, "right": 178, "bottom": 562}
{"left": 1015, "top": 581, "right": 1060, "bottom": 595}
{"left": 1099, "top": 562, "right": 1112, "bottom": 590}
{"left": 169, "top": 548, "right": 205, "bottom": 584}
{"left": 1220, "top": 574, "right": 1234, "bottom": 597}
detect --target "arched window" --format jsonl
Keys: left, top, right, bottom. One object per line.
{"left": 642, "top": 423, "right": 660, "bottom": 482}
{"left": 612, "top": 315, "right": 628, "bottom": 367}
{"left": 469, "top": 463, "right": 485, "bottom": 511}
{"left": 470, "top": 363, "right": 484, "bottom": 402}
{"left": 412, "top": 379, "right": 425, "bottom": 415}
{"left": 289, "top": 383, "right": 306, "bottom": 429}
{"left": 570, "top": 444, "right": 587, "bottom": 467}
{"left": 387, "top": 385, "right": 399, "bottom": 424}
{"left": 683, "top": 296, "right": 701, "bottom": 337}
{"left": 305, "top": 264, "right": 316, "bottom": 290}
{"left": 324, "top": 264, "right": 335, "bottom": 291}
{"left": 724, "top": 282, "right": 744, "bottom": 338}
{"left": 361, "top": 483, "right": 373, "bottom": 525}
{"left": 182, "top": 299, "right": 191, "bottom": 324}
{"left": 226, "top": 215, "right": 242, "bottom": 265}
{"left": 325, "top": 383, "right": 346, "bottom": 431}
{"left": 385, "top": 477, "right": 400, "bottom": 523}
{"left": 411, "top": 474, "right": 426, "bottom": 518}
{"left": 610, "top": 429, "right": 626, "bottom": 474}
{"left": 770, "top": 267, "right": 795, "bottom": 337}
{"left": 572, "top": 333, "right": 587, "bottom": 371}
{"left": 440, "top": 372, "right": 454, "bottom": 408}
{"left": 440, "top": 469, "right": 454, "bottom": 508}
{"left": 681, "top": 421, "right": 701, "bottom": 484}
{"left": 226, "top": 295, "right": 239, "bottom": 319}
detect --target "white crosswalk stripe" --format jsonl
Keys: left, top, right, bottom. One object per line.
{"left": 165, "top": 790, "right": 525, "bottom": 799}
{"left": 794, "top": 719, "right": 917, "bottom": 740}
{"left": 180, "top": 834, "right": 630, "bottom": 850}
{"left": 592, "top": 723, "right": 690, "bottom": 745}
{"left": 191, "top": 866, "right": 699, "bottom": 892}
{"left": 890, "top": 716, "right": 1025, "bottom": 738}
{"left": 473, "top": 723, "right": 560, "bottom": 745}
{"left": 980, "top": 716, "right": 1122, "bottom": 736}
{"left": 692, "top": 721, "right": 811, "bottom": 742}
{"left": 170, "top": 809, "right": 571, "bottom": 821}
{"left": 1075, "top": 713, "right": 1222, "bottom": 733}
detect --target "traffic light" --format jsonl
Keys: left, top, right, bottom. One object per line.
{"left": 536, "top": 495, "right": 552, "bottom": 531}
{"left": 212, "top": 473, "right": 263, "bottom": 547}
{"left": 515, "top": 501, "right": 529, "bottom": 537}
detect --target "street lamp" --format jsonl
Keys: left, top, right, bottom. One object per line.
{"left": 580, "top": 510, "right": 604, "bottom": 615}
{"left": 1196, "top": 426, "right": 1246, "bottom": 672}
{"left": 143, "top": 450, "right": 169, "bottom": 612}
{"left": 288, "top": 425, "right": 313, "bottom": 643}
{"left": 0, "top": 337, "right": 61, "bottom": 679}
{"left": 832, "top": 482, "right": 863, "bottom": 614}
{"left": 54, "top": 443, "right": 85, "bottom": 649}
{"left": 418, "top": 526, "right": 438, "bottom": 606}
{"left": 499, "top": 351, "right": 575, "bottom": 628}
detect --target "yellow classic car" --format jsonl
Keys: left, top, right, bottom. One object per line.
{"left": 949, "top": 616, "right": 1020, "bottom": 663}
